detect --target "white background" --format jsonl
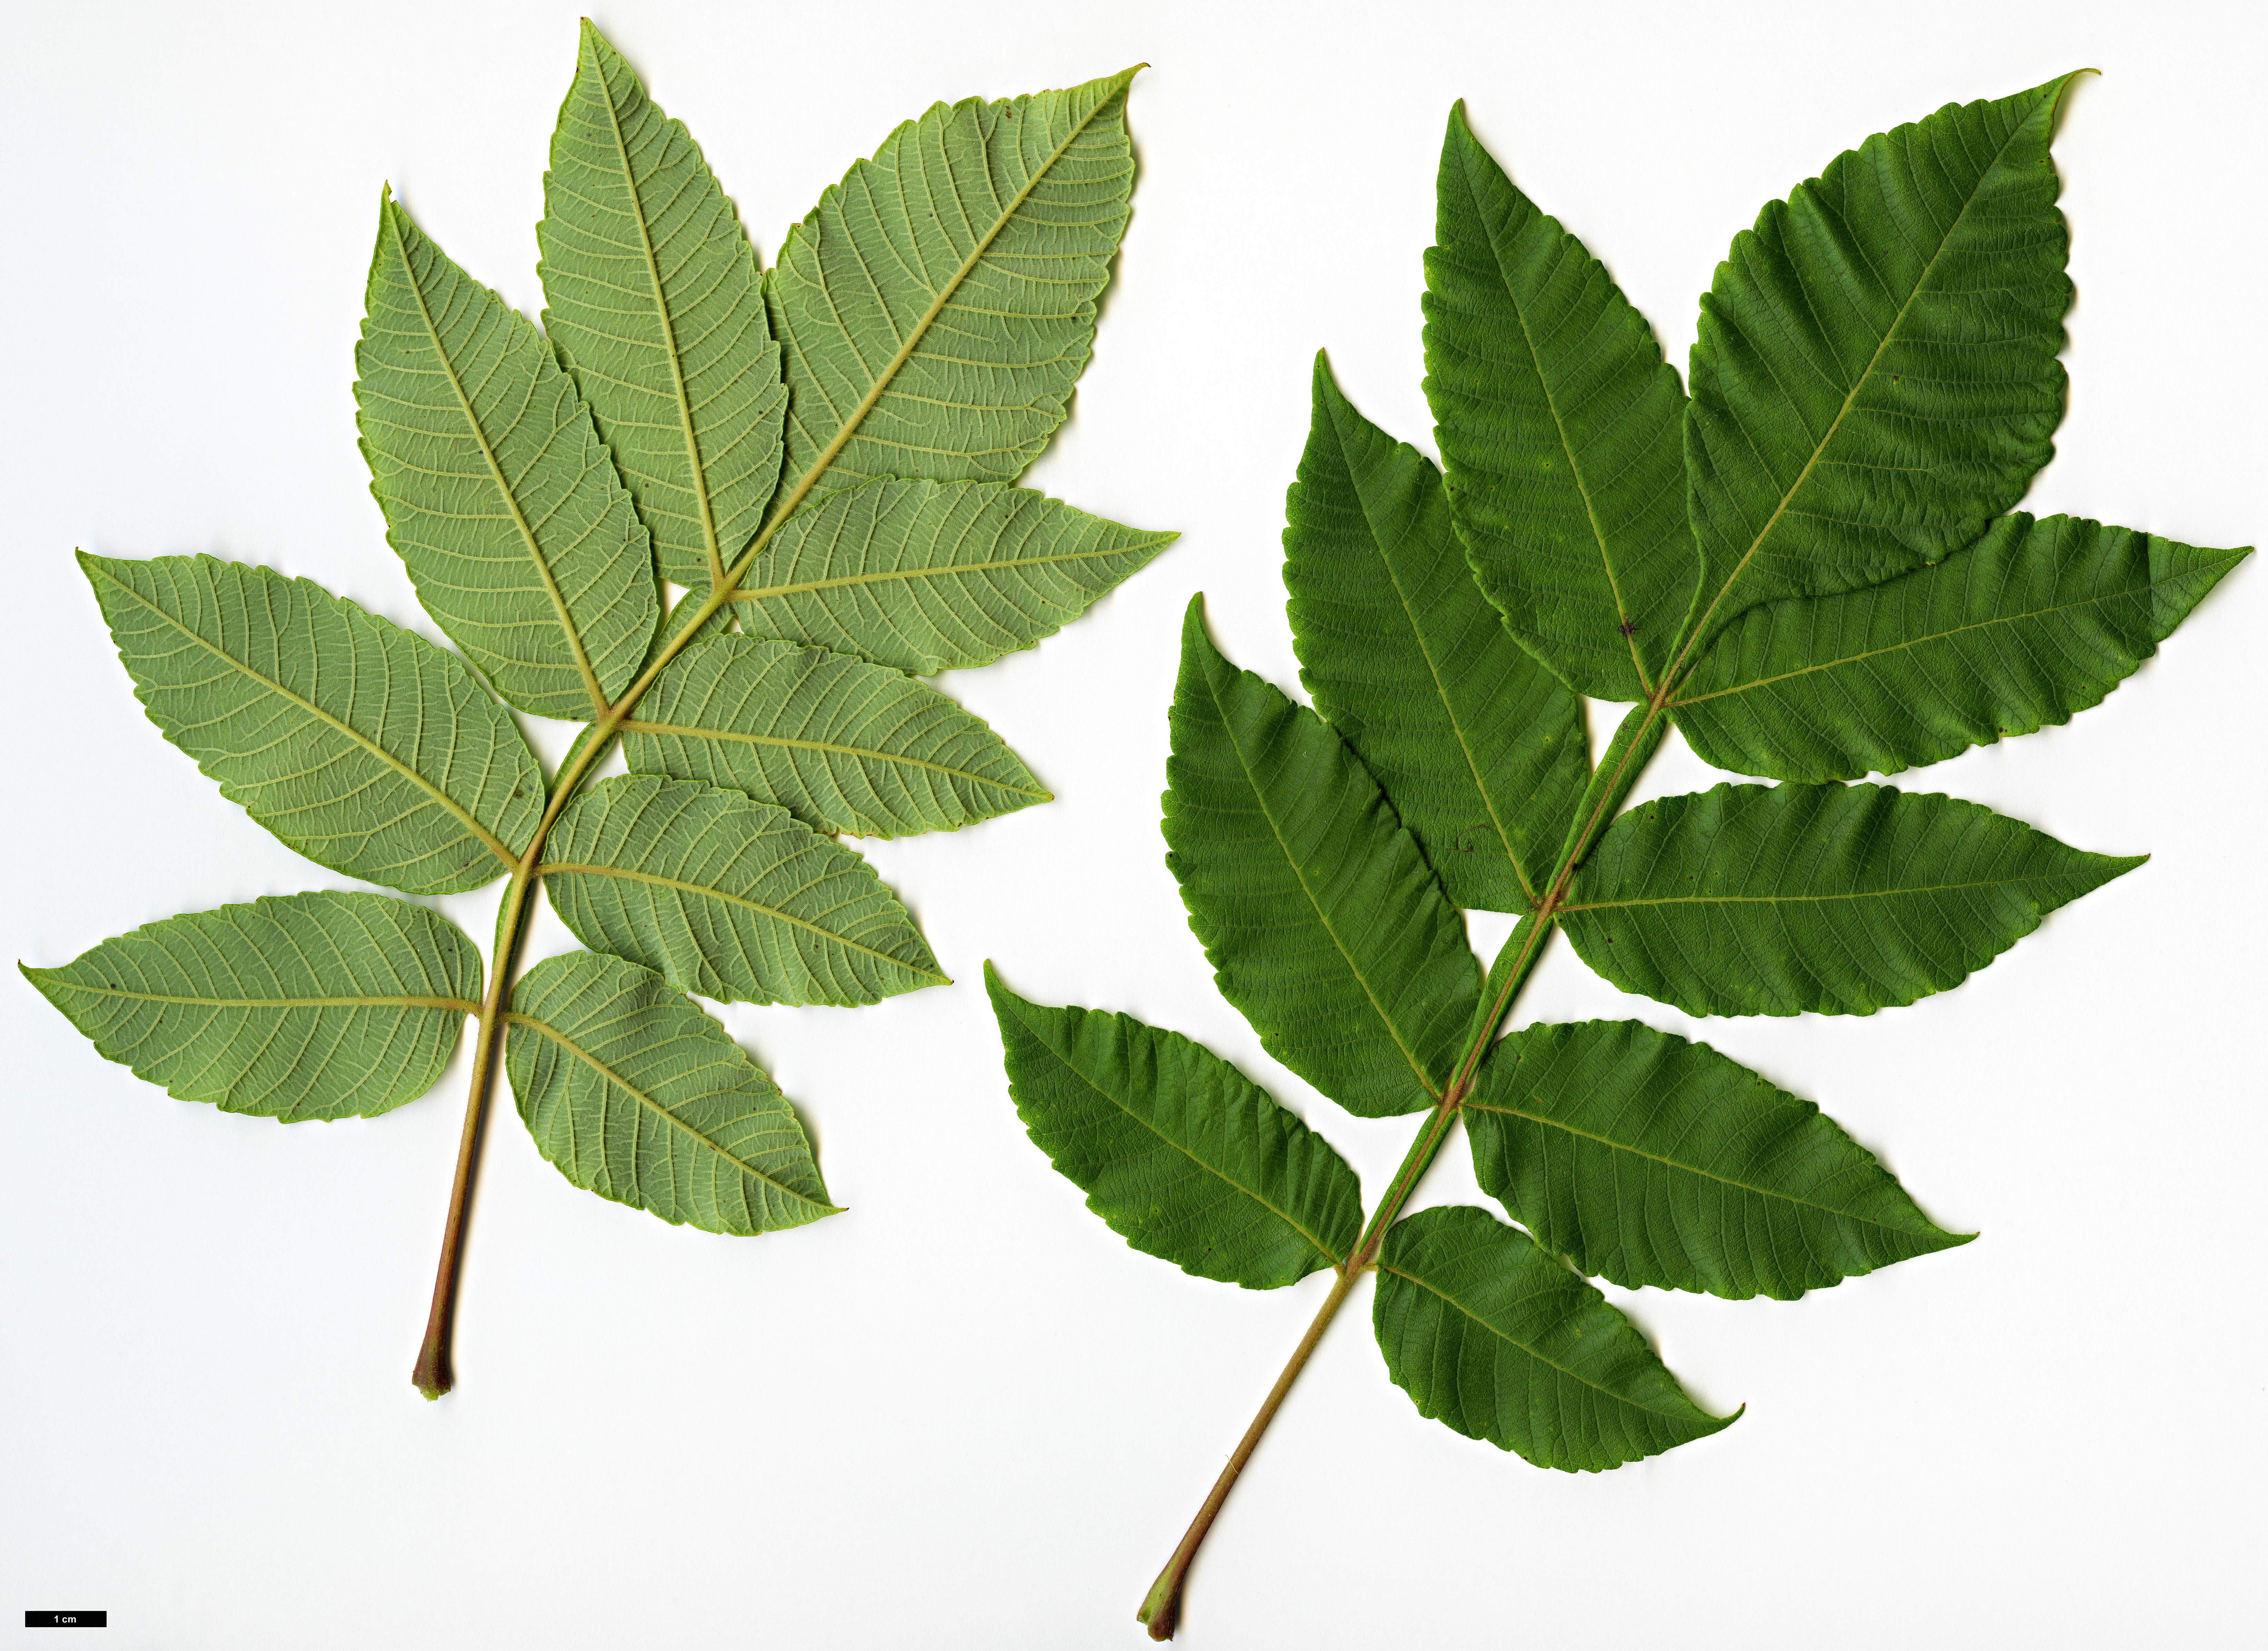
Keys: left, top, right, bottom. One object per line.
{"left": 3, "top": 1, "right": 2261, "bottom": 1645}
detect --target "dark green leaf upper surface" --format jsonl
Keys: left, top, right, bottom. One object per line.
{"left": 1424, "top": 104, "right": 1696, "bottom": 701}
{"left": 730, "top": 480, "right": 1172, "bottom": 673}
{"left": 768, "top": 70, "right": 1137, "bottom": 502}
{"left": 80, "top": 554, "right": 541, "bottom": 894}
{"left": 356, "top": 194, "right": 658, "bottom": 719}
{"left": 1165, "top": 599, "right": 1478, "bottom": 1117}
{"left": 23, "top": 893, "right": 478, "bottom": 1121}
{"left": 987, "top": 967, "right": 1361, "bottom": 1287}
{"left": 624, "top": 634, "right": 1047, "bottom": 838}
{"left": 538, "top": 22, "right": 786, "bottom": 589}
{"left": 1680, "top": 78, "right": 2078, "bottom": 649}
{"left": 1673, "top": 514, "right": 2249, "bottom": 780}
{"left": 1562, "top": 783, "right": 2140, "bottom": 1015}
{"left": 1466, "top": 1021, "right": 1967, "bottom": 1298}
{"left": 1374, "top": 1204, "right": 1736, "bottom": 1470}
{"left": 541, "top": 775, "right": 946, "bottom": 1005}
{"left": 1286, "top": 356, "right": 1588, "bottom": 911}
{"left": 506, "top": 950, "right": 836, "bottom": 1234}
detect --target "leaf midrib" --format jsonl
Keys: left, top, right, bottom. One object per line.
{"left": 729, "top": 540, "right": 1171, "bottom": 604}
{"left": 90, "top": 564, "right": 521, "bottom": 874}
{"left": 750, "top": 83, "right": 1130, "bottom": 560}
{"left": 1020, "top": 1006, "right": 1347, "bottom": 1265}
{"left": 536, "top": 859, "right": 949, "bottom": 980}
{"left": 1666, "top": 108, "right": 2041, "bottom": 682}
{"left": 1560, "top": 874, "right": 2076, "bottom": 912}
{"left": 1465, "top": 143, "right": 1650, "bottom": 695}
{"left": 1332, "top": 409, "right": 1533, "bottom": 903}
{"left": 1198, "top": 658, "right": 1443, "bottom": 1104}
{"left": 590, "top": 45, "right": 725, "bottom": 590}
{"left": 503, "top": 1009, "right": 832, "bottom": 1210}
{"left": 1378, "top": 1257, "right": 1701, "bottom": 1423}
{"left": 620, "top": 716, "right": 1047, "bottom": 794}
{"left": 32, "top": 978, "right": 479, "bottom": 1014}
{"left": 1668, "top": 574, "right": 2199, "bottom": 707}
{"left": 388, "top": 203, "right": 611, "bottom": 717}
{"left": 1465, "top": 1094, "right": 1929, "bottom": 1232}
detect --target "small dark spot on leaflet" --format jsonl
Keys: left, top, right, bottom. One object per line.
{"left": 1618, "top": 621, "right": 1636, "bottom": 637}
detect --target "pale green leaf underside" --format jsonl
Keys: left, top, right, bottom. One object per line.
{"left": 1467, "top": 1021, "right": 1965, "bottom": 1299}
{"left": 1562, "top": 783, "right": 2140, "bottom": 1016}
{"left": 23, "top": 892, "right": 478, "bottom": 1121}
{"left": 1374, "top": 1205, "right": 1735, "bottom": 1471}
{"left": 1165, "top": 599, "right": 1478, "bottom": 1118}
{"left": 541, "top": 775, "right": 945, "bottom": 1006}
{"left": 624, "top": 634, "right": 1047, "bottom": 838}
{"left": 80, "top": 554, "right": 541, "bottom": 895}
{"left": 506, "top": 949, "right": 835, "bottom": 1234}
{"left": 356, "top": 195, "right": 657, "bottom": 719}
{"left": 1287, "top": 355, "right": 1588, "bottom": 911}
{"left": 1673, "top": 512, "right": 2250, "bottom": 780}
{"left": 770, "top": 68, "right": 1138, "bottom": 499}
{"left": 730, "top": 479, "right": 1172, "bottom": 673}
{"left": 987, "top": 967, "right": 1361, "bottom": 1287}
{"left": 1425, "top": 103, "right": 1696, "bottom": 701}
{"left": 539, "top": 22, "right": 785, "bottom": 589}
{"left": 1681, "top": 77, "right": 2076, "bottom": 648}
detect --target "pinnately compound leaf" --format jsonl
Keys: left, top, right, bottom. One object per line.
{"left": 730, "top": 479, "right": 1174, "bottom": 673}
{"left": 1561, "top": 783, "right": 2141, "bottom": 1016}
{"left": 506, "top": 950, "right": 836, "bottom": 1234}
{"left": 1424, "top": 103, "right": 1697, "bottom": 701}
{"left": 539, "top": 22, "right": 786, "bottom": 590}
{"left": 1165, "top": 598, "right": 1478, "bottom": 1117}
{"left": 1464, "top": 1021, "right": 1968, "bottom": 1299}
{"left": 79, "top": 554, "right": 542, "bottom": 895}
{"left": 356, "top": 192, "right": 659, "bottom": 719}
{"left": 1374, "top": 1204, "right": 1737, "bottom": 1470}
{"left": 987, "top": 966, "right": 1361, "bottom": 1287}
{"left": 769, "top": 69, "right": 1138, "bottom": 502}
{"left": 541, "top": 774, "right": 947, "bottom": 1005}
{"left": 1679, "top": 77, "right": 2080, "bottom": 650}
{"left": 23, "top": 892, "right": 479, "bottom": 1121}
{"left": 36, "top": 27, "right": 1176, "bottom": 1423}
{"left": 1286, "top": 355, "right": 1588, "bottom": 912}
{"left": 623, "top": 634, "right": 1048, "bottom": 838}
{"left": 1672, "top": 513, "right": 2250, "bottom": 780}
